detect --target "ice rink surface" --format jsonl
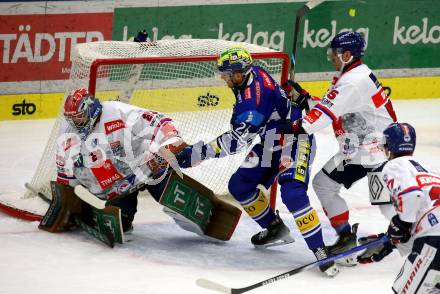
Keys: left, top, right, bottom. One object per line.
{"left": 0, "top": 99, "right": 439, "bottom": 294}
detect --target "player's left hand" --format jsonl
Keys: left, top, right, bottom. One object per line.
{"left": 175, "top": 141, "right": 207, "bottom": 169}
{"left": 357, "top": 233, "right": 395, "bottom": 264}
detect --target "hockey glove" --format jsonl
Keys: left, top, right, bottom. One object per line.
{"left": 279, "top": 118, "right": 306, "bottom": 136}
{"left": 282, "top": 80, "right": 310, "bottom": 110}
{"left": 357, "top": 233, "right": 395, "bottom": 264}
{"left": 387, "top": 215, "right": 413, "bottom": 244}
{"left": 175, "top": 141, "right": 207, "bottom": 169}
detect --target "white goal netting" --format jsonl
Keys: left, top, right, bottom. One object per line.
{"left": 25, "top": 39, "right": 289, "bottom": 201}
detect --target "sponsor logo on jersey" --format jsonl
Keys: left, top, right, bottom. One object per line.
{"left": 258, "top": 69, "right": 275, "bottom": 90}
{"left": 110, "top": 140, "right": 125, "bottom": 157}
{"left": 117, "top": 178, "right": 133, "bottom": 194}
{"left": 104, "top": 119, "right": 125, "bottom": 134}
{"left": 371, "top": 88, "right": 388, "bottom": 108}
{"left": 56, "top": 155, "right": 65, "bottom": 167}
{"left": 321, "top": 97, "right": 334, "bottom": 108}
{"left": 303, "top": 108, "right": 322, "bottom": 124}
{"left": 416, "top": 174, "right": 440, "bottom": 187}
{"left": 428, "top": 213, "right": 439, "bottom": 227}
{"left": 64, "top": 136, "right": 77, "bottom": 151}
{"left": 91, "top": 159, "right": 123, "bottom": 190}
{"left": 244, "top": 87, "right": 252, "bottom": 100}
{"left": 255, "top": 81, "right": 261, "bottom": 105}
{"left": 89, "top": 150, "right": 103, "bottom": 163}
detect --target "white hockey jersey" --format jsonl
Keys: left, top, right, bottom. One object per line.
{"left": 56, "top": 101, "right": 180, "bottom": 200}
{"left": 303, "top": 61, "right": 397, "bottom": 165}
{"left": 382, "top": 156, "right": 440, "bottom": 240}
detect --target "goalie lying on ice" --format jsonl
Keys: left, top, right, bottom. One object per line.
{"left": 39, "top": 88, "right": 241, "bottom": 244}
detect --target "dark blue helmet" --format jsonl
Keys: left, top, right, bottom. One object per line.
{"left": 330, "top": 31, "right": 365, "bottom": 58}
{"left": 383, "top": 122, "right": 416, "bottom": 155}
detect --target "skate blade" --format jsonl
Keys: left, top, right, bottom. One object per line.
{"left": 254, "top": 236, "right": 295, "bottom": 249}
{"left": 335, "top": 254, "right": 357, "bottom": 267}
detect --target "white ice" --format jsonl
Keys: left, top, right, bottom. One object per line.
{"left": 0, "top": 99, "right": 439, "bottom": 294}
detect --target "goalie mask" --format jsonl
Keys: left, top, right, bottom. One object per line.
{"left": 64, "top": 88, "right": 102, "bottom": 140}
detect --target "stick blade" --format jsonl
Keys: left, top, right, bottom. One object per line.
{"left": 74, "top": 185, "right": 106, "bottom": 209}
{"left": 196, "top": 278, "right": 232, "bottom": 294}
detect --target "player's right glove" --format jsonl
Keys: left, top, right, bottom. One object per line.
{"left": 282, "top": 80, "right": 310, "bottom": 110}
{"left": 387, "top": 215, "right": 413, "bottom": 244}
{"left": 175, "top": 141, "right": 207, "bottom": 169}
{"left": 357, "top": 233, "right": 395, "bottom": 264}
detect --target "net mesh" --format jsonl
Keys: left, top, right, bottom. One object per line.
{"left": 26, "top": 39, "right": 288, "bottom": 199}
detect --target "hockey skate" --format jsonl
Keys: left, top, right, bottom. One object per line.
{"left": 328, "top": 223, "right": 359, "bottom": 266}
{"left": 313, "top": 246, "right": 340, "bottom": 277}
{"left": 251, "top": 212, "right": 295, "bottom": 248}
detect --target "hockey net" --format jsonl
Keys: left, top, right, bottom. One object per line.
{"left": 17, "top": 39, "right": 288, "bottom": 217}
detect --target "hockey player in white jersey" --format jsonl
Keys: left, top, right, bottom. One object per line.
{"left": 357, "top": 122, "right": 440, "bottom": 293}
{"left": 285, "top": 31, "right": 398, "bottom": 263}
{"left": 53, "top": 88, "right": 185, "bottom": 233}
{"left": 38, "top": 88, "right": 242, "bottom": 245}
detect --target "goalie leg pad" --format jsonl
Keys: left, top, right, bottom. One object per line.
{"left": 159, "top": 171, "right": 241, "bottom": 241}
{"left": 107, "top": 191, "right": 138, "bottom": 232}
{"left": 74, "top": 205, "right": 124, "bottom": 247}
{"left": 392, "top": 239, "right": 439, "bottom": 293}
{"left": 39, "top": 181, "right": 83, "bottom": 232}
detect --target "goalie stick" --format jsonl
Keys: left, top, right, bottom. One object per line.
{"left": 74, "top": 185, "right": 106, "bottom": 209}
{"left": 196, "top": 234, "right": 390, "bottom": 294}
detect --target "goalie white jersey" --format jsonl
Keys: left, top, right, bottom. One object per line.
{"left": 303, "top": 61, "right": 397, "bottom": 165}
{"left": 56, "top": 101, "right": 180, "bottom": 200}
{"left": 382, "top": 156, "right": 440, "bottom": 240}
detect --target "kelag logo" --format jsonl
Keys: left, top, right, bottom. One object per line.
{"left": 12, "top": 100, "right": 36, "bottom": 115}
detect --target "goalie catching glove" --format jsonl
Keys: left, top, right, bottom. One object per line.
{"left": 357, "top": 233, "right": 395, "bottom": 264}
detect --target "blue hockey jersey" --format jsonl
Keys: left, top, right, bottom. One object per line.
{"left": 204, "top": 66, "right": 300, "bottom": 158}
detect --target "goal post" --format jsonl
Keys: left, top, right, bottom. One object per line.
{"left": 4, "top": 39, "right": 289, "bottom": 219}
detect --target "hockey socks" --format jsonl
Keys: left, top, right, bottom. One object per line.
{"left": 240, "top": 189, "right": 275, "bottom": 228}
{"left": 293, "top": 205, "right": 324, "bottom": 250}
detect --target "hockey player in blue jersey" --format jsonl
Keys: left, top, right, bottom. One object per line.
{"left": 176, "top": 46, "right": 339, "bottom": 276}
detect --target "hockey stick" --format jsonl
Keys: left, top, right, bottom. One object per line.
{"left": 289, "top": 0, "right": 324, "bottom": 80}
{"left": 196, "top": 234, "right": 390, "bottom": 294}
{"left": 74, "top": 185, "right": 107, "bottom": 209}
